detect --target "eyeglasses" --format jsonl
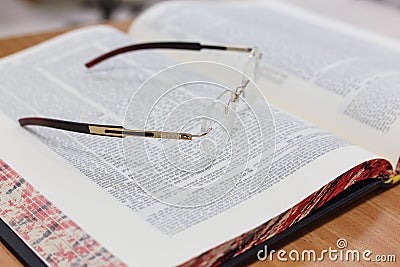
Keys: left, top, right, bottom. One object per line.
{"left": 18, "top": 41, "right": 261, "bottom": 156}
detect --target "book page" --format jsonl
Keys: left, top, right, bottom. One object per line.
{"left": 0, "top": 26, "right": 381, "bottom": 265}
{"left": 130, "top": 0, "right": 400, "bottom": 166}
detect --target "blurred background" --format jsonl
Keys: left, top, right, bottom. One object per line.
{"left": 1, "top": 0, "right": 400, "bottom": 39}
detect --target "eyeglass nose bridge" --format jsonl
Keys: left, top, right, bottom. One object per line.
{"left": 223, "top": 47, "right": 261, "bottom": 115}
{"left": 220, "top": 46, "right": 263, "bottom": 115}
{"left": 224, "top": 79, "right": 250, "bottom": 114}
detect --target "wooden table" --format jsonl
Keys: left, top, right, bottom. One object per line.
{"left": 0, "top": 21, "right": 399, "bottom": 267}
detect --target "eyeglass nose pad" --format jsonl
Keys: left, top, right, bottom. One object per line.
{"left": 225, "top": 92, "right": 239, "bottom": 115}
{"left": 224, "top": 98, "right": 231, "bottom": 115}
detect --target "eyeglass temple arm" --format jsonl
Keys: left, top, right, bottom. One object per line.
{"left": 85, "top": 41, "right": 253, "bottom": 68}
{"left": 19, "top": 117, "right": 210, "bottom": 140}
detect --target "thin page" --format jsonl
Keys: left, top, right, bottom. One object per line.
{"left": 0, "top": 26, "right": 380, "bottom": 266}
{"left": 130, "top": 0, "right": 400, "bottom": 166}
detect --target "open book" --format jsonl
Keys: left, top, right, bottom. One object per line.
{"left": 0, "top": 1, "right": 399, "bottom": 266}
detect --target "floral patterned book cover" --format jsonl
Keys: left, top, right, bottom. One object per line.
{"left": 1, "top": 158, "right": 397, "bottom": 267}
